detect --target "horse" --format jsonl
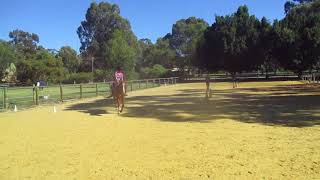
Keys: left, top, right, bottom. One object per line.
{"left": 112, "top": 81, "right": 125, "bottom": 114}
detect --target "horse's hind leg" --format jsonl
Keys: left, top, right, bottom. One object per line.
{"left": 117, "top": 99, "right": 120, "bottom": 114}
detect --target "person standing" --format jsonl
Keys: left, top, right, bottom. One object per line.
{"left": 205, "top": 74, "right": 211, "bottom": 98}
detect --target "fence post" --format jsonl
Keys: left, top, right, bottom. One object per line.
{"left": 96, "top": 84, "right": 98, "bottom": 96}
{"left": 138, "top": 81, "right": 141, "bottom": 89}
{"left": 130, "top": 82, "right": 133, "bottom": 91}
{"left": 3, "top": 87, "right": 7, "bottom": 109}
{"left": 313, "top": 74, "right": 316, "bottom": 83}
{"left": 146, "top": 80, "right": 148, "bottom": 88}
{"left": 153, "top": 79, "right": 155, "bottom": 87}
{"left": 158, "top": 79, "right": 161, "bottom": 86}
{"left": 59, "top": 84, "right": 63, "bottom": 102}
{"left": 109, "top": 82, "right": 112, "bottom": 96}
{"left": 35, "top": 86, "right": 39, "bottom": 105}
{"left": 80, "top": 84, "right": 83, "bottom": 99}
{"left": 32, "top": 85, "right": 35, "bottom": 104}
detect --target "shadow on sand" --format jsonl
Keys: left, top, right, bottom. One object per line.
{"left": 65, "top": 83, "right": 320, "bottom": 127}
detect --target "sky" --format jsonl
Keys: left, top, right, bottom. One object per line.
{"left": 0, "top": 0, "right": 287, "bottom": 52}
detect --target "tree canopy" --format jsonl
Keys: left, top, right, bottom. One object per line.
{"left": 275, "top": 0, "right": 320, "bottom": 75}
{"left": 77, "top": 2, "right": 135, "bottom": 69}
{"left": 195, "top": 6, "right": 261, "bottom": 75}
{"left": 58, "top": 46, "right": 81, "bottom": 73}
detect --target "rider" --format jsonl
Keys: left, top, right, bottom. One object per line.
{"left": 108, "top": 66, "right": 127, "bottom": 97}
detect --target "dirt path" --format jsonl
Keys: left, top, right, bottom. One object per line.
{"left": 0, "top": 81, "right": 319, "bottom": 179}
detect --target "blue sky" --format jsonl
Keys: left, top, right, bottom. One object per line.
{"left": 0, "top": 0, "right": 286, "bottom": 52}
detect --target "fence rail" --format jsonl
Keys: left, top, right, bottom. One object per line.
{"left": 0, "top": 77, "right": 178, "bottom": 111}
{"left": 182, "top": 72, "right": 299, "bottom": 82}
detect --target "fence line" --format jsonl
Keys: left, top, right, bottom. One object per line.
{"left": 0, "top": 77, "right": 178, "bottom": 111}
{"left": 183, "top": 72, "right": 299, "bottom": 81}
{"left": 301, "top": 73, "right": 320, "bottom": 84}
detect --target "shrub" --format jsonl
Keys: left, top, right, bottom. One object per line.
{"left": 63, "top": 72, "right": 93, "bottom": 84}
{"left": 141, "top": 64, "right": 168, "bottom": 78}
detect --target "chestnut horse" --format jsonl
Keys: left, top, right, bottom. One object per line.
{"left": 112, "top": 81, "right": 125, "bottom": 114}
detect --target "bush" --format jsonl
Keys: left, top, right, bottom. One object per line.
{"left": 63, "top": 72, "right": 93, "bottom": 84}
{"left": 94, "top": 69, "right": 109, "bottom": 82}
{"left": 126, "top": 70, "right": 140, "bottom": 80}
{"left": 141, "top": 64, "right": 168, "bottom": 78}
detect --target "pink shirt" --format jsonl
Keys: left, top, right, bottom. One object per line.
{"left": 115, "top": 71, "right": 124, "bottom": 81}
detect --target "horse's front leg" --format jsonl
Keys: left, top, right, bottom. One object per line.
{"left": 120, "top": 95, "right": 125, "bottom": 113}
{"left": 116, "top": 98, "right": 121, "bottom": 114}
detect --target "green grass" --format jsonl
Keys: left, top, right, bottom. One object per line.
{"left": 1, "top": 81, "right": 162, "bottom": 110}
{"left": 0, "top": 88, "right": 4, "bottom": 110}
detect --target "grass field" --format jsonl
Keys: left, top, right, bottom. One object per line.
{"left": 0, "top": 81, "right": 319, "bottom": 179}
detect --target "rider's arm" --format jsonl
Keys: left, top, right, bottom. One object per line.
{"left": 123, "top": 71, "right": 126, "bottom": 82}
{"left": 113, "top": 72, "right": 117, "bottom": 81}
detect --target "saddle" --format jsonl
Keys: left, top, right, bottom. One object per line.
{"left": 112, "top": 81, "right": 124, "bottom": 95}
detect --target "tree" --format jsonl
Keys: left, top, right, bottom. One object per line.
{"left": 165, "top": 17, "right": 209, "bottom": 74}
{"left": 136, "top": 37, "right": 176, "bottom": 71}
{"left": 9, "top": 29, "right": 39, "bottom": 58}
{"left": 284, "top": 0, "right": 316, "bottom": 14}
{"left": 257, "top": 17, "right": 279, "bottom": 78}
{"left": 2, "top": 63, "right": 17, "bottom": 83}
{"left": 17, "top": 49, "right": 65, "bottom": 84}
{"left": 169, "top": 17, "right": 209, "bottom": 56}
{"left": 141, "top": 64, "right": 168, "bottom": 78}
{"left": 275, "top": 0, "right": 320, "bottom": 76}
{"left": 136, "top": 38, "right": 154, "bottom": 72}
{"left": 77, "top": 2, "right": 132, "bottom": 69}
{"left": 153, "top": 38, "right": 176, "bottom": 68}
{"left": 103, "top": 29, "right": 138, "bottom": 79}
{"left": 196, "top": 6, "right": 261, "bottom": 77}
{"left": 58, "top": 46, "right": 80, "bottom": 73}
{"left": 0, "top": 41, "right": 17, "bottom": 80}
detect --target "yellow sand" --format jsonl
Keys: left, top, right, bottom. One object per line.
{"left": 0, "top": 81, "right": 319, "bottom": 179}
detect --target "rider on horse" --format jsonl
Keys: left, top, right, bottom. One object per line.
{"left": 108, "top": 66, "right": 127, "bottom": 97}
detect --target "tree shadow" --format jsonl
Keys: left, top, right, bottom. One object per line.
{"left": 65, "top": 83, "right": 320, "bottom": 127}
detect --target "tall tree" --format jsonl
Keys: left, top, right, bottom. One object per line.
{"left": 77, "top": 2, "right": 132, "bottom": 69}
{"left": 169, "top": 17, "right": 209, "bottom": 56}
{"left": 9, "top": 29, "right": 39, "bottom": 58}
{"left": 103, "top": 29, "right": 138, "bottom": 79}
{"left": 168, "top": 17, "right": 209, "bottom": 73}
{"left": 58, "top": 46, "right": 80, "bottom": 73}
{"left": 196, "top": 6, "right": 261, "bottom": 77}
{"left": 275, "top": 0, "right": 320, "bottom": 76}
{"left": 257, "top": 17, "right": 279, "bottom": 78}
{"left": 0, "top": 40, "right": 17, "bottom": 80}
{"left": 136, "top": 38, "right": 154, "bottom": 71}
{"left": 284, "top": 0, "right": 316, "bottom": 14}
